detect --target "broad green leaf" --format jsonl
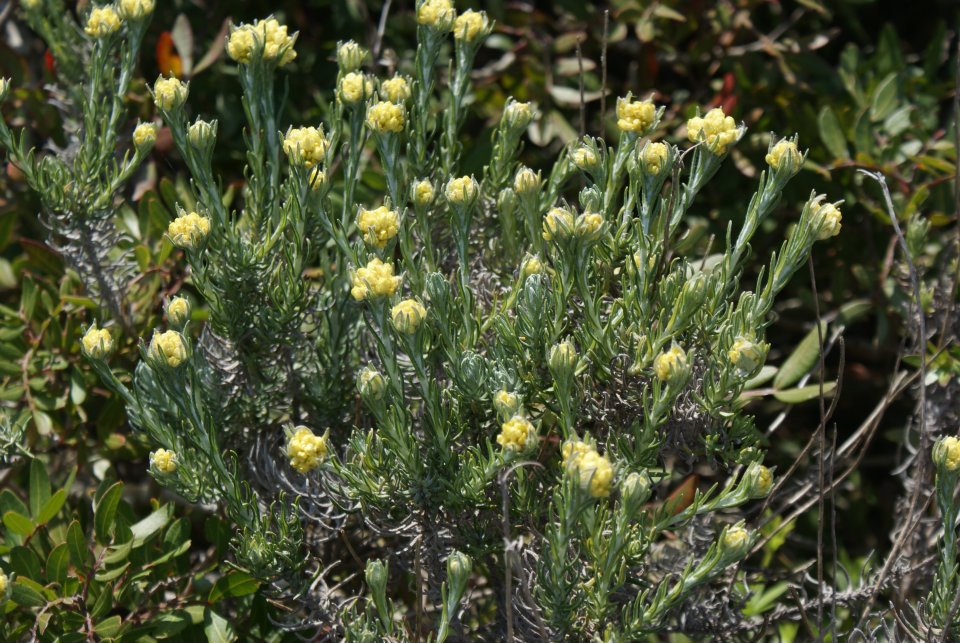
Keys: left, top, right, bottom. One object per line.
{"left": 3, "top": 510, "right": 34, "bottom": 537}
{"left": 208, "top": 571, "right": 261, "bottom": 603}
{"left": 204, "top": 608, "right": 236, "bottom": 643}
{"left": 102, "top": 538, "right": 133, "bottom": 565}
{"left": 12, "top": 577, "right": 48, "bottom": 607}
{"left": 67, "top": 520, "right": 90, "bottom": 568}
{"left": 869, "top": 73, "right": 898, "bottom": 122}
{"left": 743, "top": 581, "right": 792, "bottom": 617}
{"left": 0, "top": 489, "right": 29, "bottom": 517}
{"left": 46, "top": 543, "right": 70, "bottom": 587}
{"left": 817, "top": 106, "right": 848, "bottom": 160}
{"left": 36, "top": 488, "right": 66, "bottom": 526}
{"left": 773, "top": 381, "right": 837, "bottom": 404}
{"left": 94, "top": 615, "right": 123, "bottom": 638}
{"left": 130, "top": 504, "right": 172, "bottom": 546}
{"left": 28, "top": 458, "right": 51, "bottom": 518}
{"left": 744, "top": 365, "right": 777, "bottom": 389}
{"left": 94, "top": 561, "right": 130, "bottom": 582}
{"left": 774, "top": 321, "right": 827, "bottom": 390}
{"left": 94, "top": 481, "right": 123, "bottom": 544}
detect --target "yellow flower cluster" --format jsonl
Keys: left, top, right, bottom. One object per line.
{"left": 616, "top": 96, "right": 656, "bottom": 133}
{"left": 339, "top": 72, "right": 374, "bottom": 104}
{"left": 934, "top": 436, "right": 960, "bottom": 471}
{"left": 520, "top": 255, "right": 544, "bottom": 279}
{"left": 391, "top": 299, "right": 427, "bottom": 334}
{"left": 351, "top": 258, "right": 401, "bottom": 301}
{"left": 366, "top": 101, "right": 405, "bottom": 133}
{"left": 514, "top": 167, "right": 540, "bottom": 195}
{"left": 562, "top": 439, "right": 614, "bottom": 498}
{"left": 133, "top": 122, "right": 157, "bottom": 150}
{"left": 148, "top": 330, "right": 188, "bottom": 367}
{"left": 413, "top": 179, "right": 435, "bottom": 206}
{"left": 85, "top": 6, "right": 122, "bottom": 38}
{"left": 497, "top": 415, "right": 535, "bottom": 451}
{"left": 815, "top": 202, "right": 842, "bottom": 240}
{"left": 571, "top": 147, "right": 598, "bottom": 170}
{"left": 503, "top": 100, "right": 535, "bottom": 131}
{"left": 765, "top": 139, "right": 801, "bottom": 172}
{"left": 542, "top": 207, "right": 574, "bottom": 241}
{"left": 417, "top": 0, "right": 456, "bottom": 29}
{"left": 381, "top": 75, "right": 411, "bottom": 103}
{"left": 721, "top": 525, "right": 750, "bottom": 553}
{"left": 445, "top": 176, "right": 478, "bottom": 204}
{"left": 153, "top": 77, "right": 188, "bottom": 110}
{"left": 167, "top": 212, "right": 211, "bottom": 249}
{"left": 82, "top": 325, "right": 113, "bottom": 359}
{"left": 227, "top": 18, "right": 297, "bottom": 66}
{"left": 687, "top": 107, "right": 739, "bottom": 154}
{"left": 728, "top": 336, "right": 763, "bottom": 374}
{"left": 166, "top": 297, "right": 191, "bottom": 327}
{"left": 286, "top": 426, "right": 328, "bottom": 474}
{"left": 640, "top": 142, "right": 669, "bottom": 175}
{"left": 493, "top": 390, "right": 520, "bottom": 416}
{"left": 150, "top": 449, "right": 177, "bottom": 474}
{"left": 357, "top": 206, "right": 400, "bottom": 248}
{"left": 654, "top": 344, "right": 687, "bottom": 382}
{"left": 119, "top": 0, "right": 154, "bottom": 20}
{"left": 283, "top": 126, "right": 328, "bottom": 167}
{"left": 454, "top": 9, "right": 488, "bottom": 42}
{"left": 575, "top": 212, "right": 604, "bottom": 240}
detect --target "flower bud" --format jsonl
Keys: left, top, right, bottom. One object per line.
{"left": 743, "top": 462, "right": 773, "bottom": 498}
{"left": 412, "top": 179, "right": 435, "bottom": 206}
{"left": 365, "top": 559, "right": 388, "bottom": 594}
{"left": 446, "top": 550, "right": 473, "bottom": 589}
{"left": 720, "top": 524, "right": 751, "bottom": 558}
{"left": 417, "top": 0, "right": 456, "bottom": 30}
{"left": 0, "top": 78, "right": 10, "bottom": 103}
{"left": 621, "top": 471, "right": 651, "bottom": 509}
{"left": 366, "top": 101, "right": 405, "bottom": 134}
{"left": 548, "top": 340, "right": 578, "bottom": 377}
{"left": 357, "top": 206, "right": 400, "bottom": 248}
{"left": 286, "top": 426, "right": 329, "bottom": 474}
{"left": 132, "top": 122, "right": 158, "bottom": 151}
{"left": 520, "top": 254, "right": 544, "bottom": 279}
{"left": 339, "top": 72, "right": 374, "bottom": 105}
{"left": 444, "top": 175, "right": 479, "bottom": 206}
{"left": 653, "top": 344, "right": 688, "bottom": 384}
{"left": 167, "top": 212, "right": 211, "bottom": 249}
{"left": 119, "top": 0, "right": 155, "bottom": 20}
{"left": 21, "top": 0, "right": 40, "bottom": 11}
{"left": 358, "top": 366, "right": 386, "bottom": 401}
{"left": 149, "top": 448, "right": 177, "bottom": 474}
{"left": 453, "top": 9, "right": 491, "bottom": 42}
{"left": 542, "top": 207, "right": 575, "bottom": 241}
{"left": 148, "top": 330, "right": 188, "bottom": 368}
{"left": 639, "top": 141, "right": 669, "bottom": 175}
{"left": 308, "top": 167, "right": 326, "bottom": 191}
{"left": 187, "top": 119, "right": 216, "bottom": 150}
{"left": 728, "top": 336, "right": 765, "bottom": 377}
{"left": 391, "top": 299, "right": 427, "bottom": 334}
{"left": 165, "top": 297, "right": 191, "bottom": 328}
{"left": 493, "top": 390, "right": 520, "bottom": 417}
{"left": 571, "top": 146, "right": 599, "bottom": 171}
{"left": 153, "top": 76, "right": 188, "bottom": 111}
{"left": 502, "top": 99, "right": 536, "bottom": 132}
{"left": 351, "top": 259, "right": 401, "bottom": 300}
{"left": 933, "top": 436, "right": 960, "bottom": 472}
{"left": 457, "top": 351, "right": 487, "bottom": 398}
{"left": 616, "top": 94, "right": 656, "bottom": 134}
{"left": 766, "top": 138, "right": 802, "bottom": 174}
{"left": 82, "top": 325, "right": 114, "bottom": 360}
{"left": 85, "top": 6, "right": 122, "bottom": 38}
{"left": 0, "top": 569, "right": 8, "bottom": 598}
{"left": 575, "top": 212, "right": 604, "bottom": 242}
{"left": 815, "top": 202, "right": 842, "bottom": 240}
{"left": 336, "top": 40, "right": 367, "bottom": 72}
{"left": 497, "top": 415, "right": 536, "bottom": 452}
{"left": 283, "top": 126, "right": 328, "bottom": 167}
{"left": 513, "top": 167, "right": 540, "bottom": 196}
{"left": 687, "top": 106, "right": 739, "bottom": 154}
{"left": 381, "top": 75, "right": 412, "bottom": 103}
{"left": 577, "top": 450, "right": 614, "bottom": 498}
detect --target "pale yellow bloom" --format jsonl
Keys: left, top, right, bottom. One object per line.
{"left": 542, "top": 207, "right": 575, "bottom": 241}
{"left": 417, "top": 0, "right": 455, "bottom": 29}
{"left": 721, "top": 525, "right": 751, "bottom": 553}
{"left": 358, "top": 366, "right": 386, "bottom": 400}
{"left": 227, "top": 18, "right": 297, "bottom": 66}
{"left": 167, "top": 212, "right": 211, "bottom": 249}
{"left": 766, "top": 139, "right": 801, "bottom": 172}
{"left": 520, "top": 255, "right": 544, "bottom": 278}
{"left": 497, "top": 415, "right": 535, "bottom": 451}
{"left": 493, "top": 390, "right": 520, "bottom": 417}
{"left": 366, "top": 101, "right": 405, "bottom": 133}
{"left": 616, "top": 95, "right": 656, "bottom": 133}
{"left": 166, "top": 297, "right": 191, "bottom": 327}
{"left": 728, "top": 336, "right": 764, "bottom": 374}
{"left": 575, "top": 212, "right": 604, "bottom": 240}
{"left": 336, "top": 40, "right": 366, "bottom": 72}
{"left": 286, "top": 426, "right": 328, "bottom": 474}
{"left": 815, "top": 203, "right": 842, "bottom": 240}
{"left": 133, "top": 122, "right": 158, "bottom": 150}
{"left": 503, "top": 100, "right": 535, "bottom": 131}
{"left": 149, "top": 330, "right": 188, "bottom": 368}
{"left": 283, "top": 126, "right": 328, "bottom": 167}
{"left": 119, "top": 0, "right": 154, "bottom": 20}
{"left": 453, "top": 9, "right": 488, "bottom": 41}
{"left": 413, "top": 179, "right": 435, "bottom": 206}
{"left": 745, "top": 462, "right": 773, "bottom": 498}
{"left": 561, "top": 439, "right": 591, "bottom": 469}
{"left": 654, "top": 344, "right": 687, "bottom": 382}
{"left": 150, "top": 449, "right": 177, "bottom": 474}
{"left": 577, "top": 450, "right": 614, "bottom": 498}
{"left": 85, "top": 6, "right": 122, "bottom": 38}
{"left": 571, "top": 147, "right": 598, "bottom": 170}
{"left": 82, "top": 325, "right": 113, "bottom": 359}
{"left": 391, "top": 299, "right": 427, "bottom": 334}
{"left": 308, "top": 167, "right": 326, "bottom": 190}
{"left": 934, "top": 436, "right": 960, "bottom": 472}
{"left": 640, "top": 142, "right": 669, "bottom": 175}
{"left": 513, "top": 167, "right": 540, "bottom": 195}
{"left": 548, "top": 340, "right": 578, "bottom": 375}
{"left": 351, "top": 258, "right": 401, "bottom": 301}
{"left": 687, "top": 107, "right": 739, "bottom": 154}
{"left": 357, "top": 206, "right": 400, "bottom": 248}
{"left": 339, "top": 72, "right": 374, "bottom": 104}
{"left": 445, "top": 176, "right": 478, "bottom": 204}
{"left": 153, "top": 76, "right": 188, "bottom": 110}
{"left": 381, "top": 75, "right": 411, "bottom": 103}
{"left": 188, "top": 119, "right": 215, "bottom": 149}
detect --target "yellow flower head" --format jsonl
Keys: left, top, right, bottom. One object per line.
{"left": 571, "top": 146, "right": 598, "bottom": 171}
{"left": 445, "top": 176, "right": 478, "bottom": 204}
{"left": 357, "top": 206, "right": 400, "bottom": 249}
{"left": 497, "top": 415, "right": 535, "bottom": 452}
{"left": 167, "top": 212, "right": 211, "bottom": 249}
{"left": 286, "top": 426, "right": 328, "bottom": 474}
{"left": 339, "top": 72, "right": 374, "bottom": 104}
{"left": 561, "top": 439, "right": 591, "bottom": 470}
{"left": 616, "top": 95, "right": 656, "bottom": 133}
{"left": 283, "top": 126, "right": 328, "bottom": 167}
{"left": 513, "top": 167, "right": 540, "bottom": 196}
{"left": 721, "top": 524, "right": 751, "bottom": 555}
{"left": 85, "top": 6, "right": 122, "bottom": 38}
{"left": 640, "top": 141, "right": 669, "bottom": 175}
{"left": 166, "top": 297, "right": 191, "bottom": 327}
{"left": 744, "top": 462, "right": 773, "bottom": 498}
{"left": 687, "top": 107, "right": 740, "bottom": 154}
{"left": 133, "top": 122, "right": 158, "bottom": 150}
{"left": 381, "top": 75, "right": 412, "bottom": 103}
{"left": 413, "top": 179, "right": 435, "bottom": 206}
{"left": 548, "top": 340, "right": 578, "bottom": 375}
{"left": 366, "top": 101, "right": 405, "bottom": 134}
{"left": 575, "top": 212, "right": 604, "bottom": 241}
{"left": 336, "top": 40, "right": 367, "bottom": 72}
{"left": 520, "top": 255, "right": 544, "bottom": 279}
{"left": 119, "top": 0, "right": 154, "bottom": 20}
{"left": 815, "top": 202, "right": 842, "bottom": 240}
{"left": 358, "top": 366, "right": 386, "bottom": 400}
{"left": 0, "top": 569, "right": 7, "bottom": 595}
{"left": 153, "top": 76, "right": 188, "bottom": 110}
{"left": 493, "top": 390, "right": 520, "bottom": 417}
{"left": 227, "top": 18, "right": 297, "bottom": 66}
{"left": 933, "top": 436, "right": 960, "bottom": 472}
{"left": 82, "top": 325, "right": 113, "bottom": 359}
{"left": 391, "top": 299, "right": 427, "bottom": 334}
{"left": 542, "top": 207, "right": 575, "bottom": 241}
{"left": 654, "top": 344, "right": 688, "bottom": 383}
{"left": 765, "top": 139, "right": 802, "bottom": 173}
{"left": 150, "top": 448, "right": 177, "bottom": 474}
{"left": 148, "top": 330, "right": 188, "bottom": 368}
{"left": 728, "top": 336, "right": 764, "bottom": 375}
{"left": 577, "top": 449, "right": 614, "bottom": 498}
{"left": 308, "top": 167, "right": 326, "bottom": 191}
{"left": 453, "top": 9, "right": 489, "bottom": 42}
{"left": 351, "top": 258, "right": 401, "bottom": 301}
{"left": 503, "top": 99, "right": 536, "bottom": 131}
{"left": 417, "top": 0, "right": 456, "bottom": 30}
